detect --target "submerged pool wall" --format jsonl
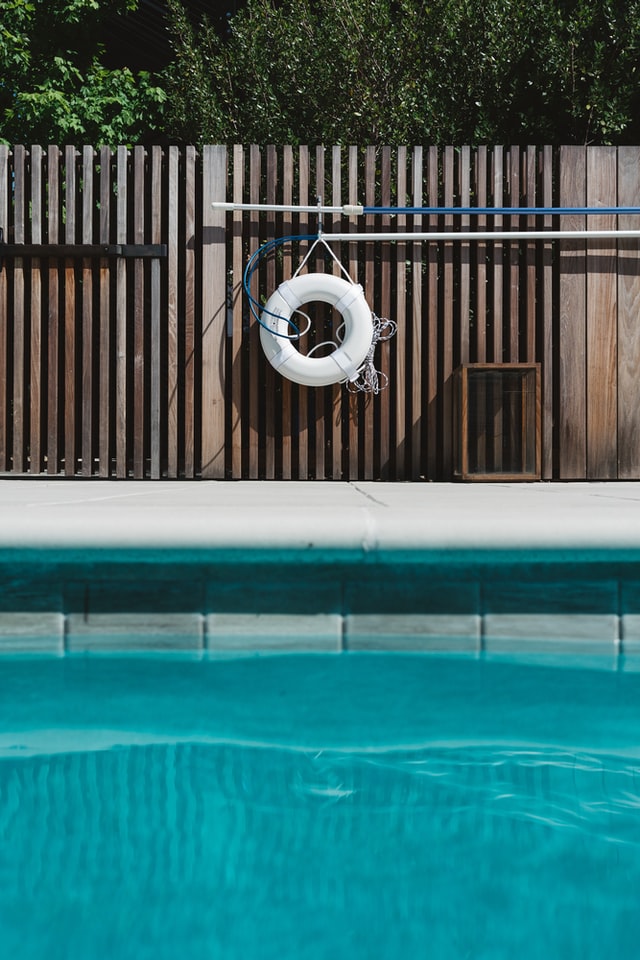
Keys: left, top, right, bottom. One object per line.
{"left": 1, "top": 547, "right": 640, "bottom": 660}
{"left": 1, "top": 480, "right": 640, "bottom": 661}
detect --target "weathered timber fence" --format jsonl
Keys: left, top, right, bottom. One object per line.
{"left": 0, "top": 143, "right": 639, "bottom": 480}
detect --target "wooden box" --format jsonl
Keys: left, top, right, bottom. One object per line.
{"left": 454, "top": 363, "right": 541, "bottom": 481}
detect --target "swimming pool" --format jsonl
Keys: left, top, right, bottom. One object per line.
{"left": 1, "top": 652, "right": 639, "bottom": 960}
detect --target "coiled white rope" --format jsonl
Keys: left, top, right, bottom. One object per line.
{"left": 346, "top": 314, "right": 397, "bottom": 394}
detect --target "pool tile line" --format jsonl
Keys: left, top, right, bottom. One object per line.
{"left": 0, "top": 601, "right": 636, "bottom": 657}
{"left": 0, "top": 569, "right": 632, "bottom": 653}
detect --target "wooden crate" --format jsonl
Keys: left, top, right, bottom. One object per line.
{"left": 454, "top": 364, "right": 541, "bottom": 481}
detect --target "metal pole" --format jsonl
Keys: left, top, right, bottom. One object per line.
{"left": 320, "top": 229, "right": 640, "bottom": 242}
{"left": 212, "top": 200, "right": 640, "bottom": 217}
{"left": 361, "top": 205, "right": 640, "bottom": 217}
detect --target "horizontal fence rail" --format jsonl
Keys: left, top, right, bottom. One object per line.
{"left": 1, "top": 143, "right": 640, "bottom": 480}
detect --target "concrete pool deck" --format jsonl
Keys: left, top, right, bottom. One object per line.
{"left": 1, "top": 479, "right": 640, "bottom": 659}
{"left": 1, "top": 478, "right": 640, "bottom": 552}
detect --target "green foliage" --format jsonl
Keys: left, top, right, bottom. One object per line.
{"left": 162, "top": 0, "right": 640, "bottom": 145}
{"left": 3, "top": 0, "right": 640, "bottom": 146}
{"left": 0, "top": 0, "right": 166, "bottom": 144}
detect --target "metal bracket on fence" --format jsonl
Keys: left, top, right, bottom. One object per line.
{"left": 0, "top": 234, "right": 167, "bottom": 271}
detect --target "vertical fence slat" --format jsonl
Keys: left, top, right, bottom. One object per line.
{"left": 314, "top": 145, "right": 326, "bottom": 480}
{"left": 166, "top": 145, "right": 179, "bottom": 477}
{"left": 525, "top": 146, "right": 537, "bottom": 362}
{"left": 491, "top": 147, "right": 504, "bottom": 364}
{"left": 184, "top": 146, "right": 197, "bottom": 478}
{"left": 201, "top": 145, "right": 227, "bottom": 479}
{"left": 98, "top": 146, "right": 111, "bottom": 477}
{"left": 586, "top": 146, "right": 617, "bottom": 479}
{"left": 508, "top": 146, "right": 520, "bottom": 361}
{"left": 558, "top": 145, "right": 587, "bottom": 479}
{"left": 281, "top": 145, "right": 293, "bottom": 479}
{"left": 297, "top": 146, "right": 310, "bottom": 480}
{"left": 394, "top": 145, "right": 407, "bottom": 479}
{"left": 442, "top": 145, "right": 455, "bottom": 478}
{"left": 265, "top": 144, "right": 277, "bottom": 479}
{"left": 13, "top": 146, "right": 26, "bottom": 473}
{"left": 541, "top": 145, "right": 554, "bottom": 479}
{"left": 150, "top": 146, "right": 162, "bottom": 479}
{"left": 248, "top": 145, "right": 261, "bottom": 479}
{"left": 0, "top": 146, "right": 7, "bottom": 471}
{"left": 347, "top": 146, "right": 359, "bottom": 480}
{"left": 363, "top": 147, "right": 375, "bottom": 479}
{"left": 231, "top": 144, "right": 244, "bottom": 479}
{"left": 410, "top": 146, "right": 423, "bottom": 480}
{"left": 115, "top": 146, "right": 128, "bottom": 478}
{"left": 30, "top": 145, "right": 43, "bottom": 473}
{"left": 490, "top": 147, "right": 505, "bottom": 468}
{"left": 617, "top": 146, "right": 640, "bottom": 478}
{"left": 475, "top": 146, "right": 487, "bottom": 363}
{"left": 331, "top": 145, "right": 343, "bottom": 479}
{"left": 426, "top": 146, "right": 439, "bottom": 479}
{"left": 459, "top": 146, "right": 471, "bottom": 365}
{"left": 81, "top": 145, "right": 94, "bottom": 476}
{"left": 377, "top": 146, "right": 391, "bottom": 479}
{"left": 64, "top": 146, "right": 78, "bottom": 476}
{"left": 133, "top": 146, "right": 145, "bottom": 478}
{"left": 473, "top": 147, "right": 488, "bottom": 474}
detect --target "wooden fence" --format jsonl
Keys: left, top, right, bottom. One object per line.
{"left": 0, "top": 143, "right": 639, "bottom": 480}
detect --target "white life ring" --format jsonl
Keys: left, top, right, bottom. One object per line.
{"left": 259, "top": 273, "right": 374, "bottom": 387}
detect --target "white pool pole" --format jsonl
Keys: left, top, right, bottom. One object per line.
{"left": 211, "top": 201, "right": 365, "bottom": 215}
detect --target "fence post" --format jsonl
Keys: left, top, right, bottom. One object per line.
{"left": 201, "top": 145, "right": 228, "bottom": 479}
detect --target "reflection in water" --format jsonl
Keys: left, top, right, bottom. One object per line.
{"left": 0, "top": 655, "right": 639, "bottom": 959}
{"left": 1, "top": 739, "right": 640, "bottom": 960}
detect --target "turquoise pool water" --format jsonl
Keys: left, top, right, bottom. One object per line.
{"left": 1, "top": 653, "right": 640, "bottom": 959}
